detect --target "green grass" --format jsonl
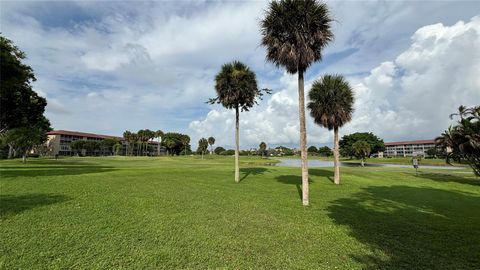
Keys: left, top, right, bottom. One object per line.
{"left": 1, "top": 156, "right": 479, "bottom": 269}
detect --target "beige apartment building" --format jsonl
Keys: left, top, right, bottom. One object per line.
{"left": 46, "top": 130, "right": 163, "bottom": 156}
{"left": 383, "top": 139, "right": 436, "bottom": 157}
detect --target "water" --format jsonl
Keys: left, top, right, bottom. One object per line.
{"left": 273, "top": 158, "right": 464, "bottom": 170}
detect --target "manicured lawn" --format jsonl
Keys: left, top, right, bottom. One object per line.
{"left": 1, "top": 156, "right": 479, "bottom": 269}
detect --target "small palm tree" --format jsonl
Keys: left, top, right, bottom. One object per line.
{"left": 307, "top": 74, "right": 354, "bottom": 185}
{"left": 208, "top": 137, "right": 215, "bottom": 155}
{"left": 261, "top": 0, "right": 333, "bottom": 205}
{"left": 208, "top": 61, "right": 268, "bottom": 183}
{"left": 352, "top": 141, "right": 371, "bottom": 167}
{"left": 155, "top": 130, "right": 164, "bottom": 156}
{"left": 198, "top": 138, "right": 209, "bottom": 159}
{"left": 259, "top": 142, "right": 267, "bottom": 158}
{"left": 181, "top": 135, "right": 190, "bottom": 156}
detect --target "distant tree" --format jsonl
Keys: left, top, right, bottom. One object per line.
{"left": 261, "top": 0, "right": 333, "bottom": 205}
{"left": 318, "top": 146, "right": 332, "bottom": 157}
{"left": 214, "top": 146, "right": 226, "bottom": 155}
{"left": 155, "top": 130, "right": 164, "bottom": 156}
{"left": 208, "top": 137, "right": 216, "bottom": 155}
{"left": 275, "top": 146, "right": 294, "bottom": 156}
{"left": 161, "top": 132, "right": 190, "bottom": 156}
{"left": 113, "top": 143, "right": 122, "bottom": 156}
{"left": 197, "top": 138, "right": 209, "bottom": 159}
{"left": 340, "top": 132, "right": 384, "bottom": 158}
{"left": 307, "top": 146, "right": 318, "bottom": 154}
{"left": 164, "top": 139, "right": 177, "bottom": 156}
{"left": 180, "top": 135, "right": 191, "bottom": 156}
{"left": 100, "top": 138, "right": 118, "bottom": 156}
{"left": 1, "top": 123, "right": 50, "bottom": 162}
{"left": 70, "top": 140, "right": 86, "bottom": 156}
{"left": 123, "top": 131, "right": 135, "bottom": 156}
{"left": 425, "top": 147, "right": 439, "bottom": 158}
{"left": 221, "top": 149, "right": 235, "bottom": 156}
{"left": 308, "top": 74, "right": 354, "bottom": 185}
{"left": 436, "top": 105, "right": 480, "bottom": 176}
{"left": 352, "top": 141, "right": 371, "bottom": 167}
{"left": 259, "top": 142, "right": 267, "bottom": 158}
{"left": 208, "top": 61, "right": 269, "bottom": 183}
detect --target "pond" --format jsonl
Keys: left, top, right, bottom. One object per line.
{"left": 272, "top": 158, "right": 464, "bottom": 170}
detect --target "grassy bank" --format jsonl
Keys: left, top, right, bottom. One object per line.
{"left": 1, "top": 156, "right": 479, "bottom": 269}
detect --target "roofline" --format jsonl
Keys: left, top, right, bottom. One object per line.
{"left": 385, "top": 139, "right": 435, "bottom": 146}
{"left": 47, "top": 130, "right": 124, "bottom": 140}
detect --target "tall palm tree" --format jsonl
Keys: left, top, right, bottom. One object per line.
{"left": 209, "top": 61, "right": 267, "bottom": 183}
{"left": 208, "top": 137, "right": 215, "bottom": 155}
{"left": 198, "top": 137, "right": 209, "bottom": 159}
{"left": 123, "top": 130, "right": 132, "bottom": 156}
{"left": 307, "top": 74, "right": 354, "bottom": 185}
{"left": 181, "top": 135, "right": 190, "bottom": 156}
{"left": 261, "top": 0, "right": 333, "bottom": 205}
{"left": 155, "top": 130, "right": 164, "bottom": 156}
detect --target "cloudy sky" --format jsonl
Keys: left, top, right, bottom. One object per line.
{"left": 1, "top": 0, "right": 479, "bottom": 149}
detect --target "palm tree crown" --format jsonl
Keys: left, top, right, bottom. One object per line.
{"left": 209, "top": 61, "right": 266, "bottom": 111}
{"left": 261, "top": 0, "right": 333, "bottom": 74}
{"left": 308, "top": 74, "right": 354, "bottom": 130}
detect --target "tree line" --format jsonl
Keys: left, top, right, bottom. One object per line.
{"left": 0, "top": 36, "right": 52, "bottom": 162}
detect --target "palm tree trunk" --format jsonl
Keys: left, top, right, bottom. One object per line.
{"left": 298, "top": 71, "right": 309, "bottom": 205}
{"left": 334, "top": 126, "right": 340, "bottom": 185}
{"left": 8, "top": 144, "right": 14, "bottom": 159}
{"left": 235, "top": 105, "right": 240, "bottom": 183}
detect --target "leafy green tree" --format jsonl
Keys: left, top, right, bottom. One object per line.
{"left": 161, "top": 132, "right": 190, "bottom": 155}
{"left": 163, "top": 139, "right": 175, "bottom": 156}
{"left": 307, "top": 146, "right": 318, "bottom": 154}
{"left": 208, "top": 61, "right": 268, "bottom": 183}
{"left": 275, "top": 146, "right": 294, "bottom": 156}
{"left": 221, "top": 149, "right": 235, "bottom": 156}
{"left": 100, "top": 138, "right": 118, "bottom": 156}
{"left": 2, "top": 115, "right": 51, "bottom": 160}
{"left": 84, "top": 141, "right": 100, "bottom": 156}
{"left": 308, "top": 74, "right": 354, "bottom": 185}
{"left": 352, "top": 141, "right": 371, "bottom": 167}
{"left": 436, "top": 105, "right": 480, "bottom": 175}
{"left": 339, "top": 132, "right": 385, "bottom": 158}
{"left": 1, "top": 124, "right": 50, "bottom": 162}
{"left": 70, "top": 140, "right": 86, "bottom": 156}
{"left": 214, "top": 146, "right": 226, "bottom": 155}
{"left": 197, "top": 138, "right": 209, "bottom": 159}
{"left": 261, "top": 0, "right": 333, "bottom": 205}
{"left": 0, "top": 35, "right": 50, "bottom": 134}
{"left": 113, "top": 143, "right": 122, "bottom": 156}
{"left": 318, "top": 146, "right": 332, "bottom": 157}
{"left": 208, "top": 137, "right": 216, "bottom": 155}
{"left": 259, "top": 142, "right": 267, "bottom": 157}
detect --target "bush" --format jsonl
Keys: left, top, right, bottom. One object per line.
{"left": 221, "top": 149, "right": 235, "bottom": 155}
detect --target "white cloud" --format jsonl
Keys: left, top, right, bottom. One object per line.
{"left": 189, "top": 16, "right": 480, "bottom": 149}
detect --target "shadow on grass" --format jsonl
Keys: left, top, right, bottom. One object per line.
{"left": 239, "top": 167, "right": 268, "bottom": 182}
{"left": 0, "top": 166, "right": 116, "bottom": 178}
{"left": 309, "top": 169, "right": 334, "bottom": 183}
{"left": 417, "top": 171, "right": 479, "bottom": 186}
{"left": 0, "top": 193, "right": 71, "bottom": 218}
{"left": 327, "top": 185, "right": 480, "bottom": 269}
{"left": 276, "top": 175, "right": 314, "bottom": 201}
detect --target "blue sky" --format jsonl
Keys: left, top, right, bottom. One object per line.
{"left": 1, "top": 1, "right": 479, "bottom": 148}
